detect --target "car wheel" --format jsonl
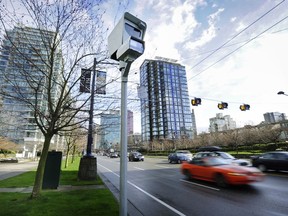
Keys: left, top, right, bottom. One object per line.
{"left": 184, "top": 169, "right": 192, "bottom": 180}
{"left": 215, "top": 174, "right": 228, "bottom": 188}
{"left": 168, "top": 159, "right": 172, "bottom": 163}
{"left": 258, "top": 164, "right": 266, "bottom": 172}
{"left": 177, "top": 159, "right": 181, "bottom": 164}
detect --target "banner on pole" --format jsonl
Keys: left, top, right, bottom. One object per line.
{"left": 96, "top": 71, "right": 107, "bottom": 95}
{"left": 80, "top": 69, "right": 91, "bottom": 93}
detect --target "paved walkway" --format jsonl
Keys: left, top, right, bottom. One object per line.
{"left": 0, "top": 184, "right": 106, "bottom": 193}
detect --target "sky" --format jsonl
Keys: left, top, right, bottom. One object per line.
{"left": 101, "top": 0, "right": 288, "bottom": 133}
{"left": 2, "top": 0, "right": 288, "bottom": 134}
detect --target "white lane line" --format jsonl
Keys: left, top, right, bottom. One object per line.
{"left": 155, "top": 165, "right": 170, "bottom": 169}
{"left": 133, "top": 167, "right": 145, "bottom": 171}
{"left": 98, "top": 163, "right": 186, "bottom": 216}
{"left": 180, "top": 179, "right": 220, "bottom": 191}
{"left": 98, "top": 163, "right": 120, "bottom": 177}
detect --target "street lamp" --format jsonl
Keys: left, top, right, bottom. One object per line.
{"left": 277, "top": 91, "right": 288, "bottom": 96}
{"left": 78, "top": 58, "right": 97, "bottom": 181}
{"left": 108, "top": 12, "right": 146, "bottom": 216}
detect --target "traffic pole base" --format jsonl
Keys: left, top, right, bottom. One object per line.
{"left": 78, "top": 157, "right": 97, "bottom": 181}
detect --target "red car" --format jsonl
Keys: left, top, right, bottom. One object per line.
{"left": 181, "top": 157, "right": 265, "bottom": 187}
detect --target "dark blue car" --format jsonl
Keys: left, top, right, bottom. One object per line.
{"left": 168, "top": 152, "right": 192, "bottom": 164}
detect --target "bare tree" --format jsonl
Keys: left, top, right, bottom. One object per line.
{"left": 62, "top": 128, "right": 86, "bottom": 168}
{"left": 223, "top": 129, "right": 241, "bottom": 154}
{"left": 0, "top": 0, "right": 120, "bottom": 198}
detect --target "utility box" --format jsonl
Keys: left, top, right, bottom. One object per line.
{"left": 42, "top": 151, "right": 62, "bottom": 189}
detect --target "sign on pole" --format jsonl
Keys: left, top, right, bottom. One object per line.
{"left": 80, "top": 69, "right": 91, "bottom": 93}
{"left": 96, "top": 71, "right": 107, "bottom": 95}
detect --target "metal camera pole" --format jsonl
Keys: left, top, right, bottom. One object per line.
{"left": 119, "top": 60, "right": 132, "bottom": 216}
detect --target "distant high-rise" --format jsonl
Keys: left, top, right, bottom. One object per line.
{"left": 209, "top": 113, "right": 236, "bottom": 132}
{"left": 264, "top": 112, "right": 286, "bottom": 123}
{"left": 98, "top": 109, "right": 133, "bottom": 150}
{"left": 139, "top": 58, "right": 194, "bottom": 142}
{"left": 127, "top": 110, "right": 134, "bottom": 135}
{"left": 99, "top": 110, "right": 121, "bottom": 149}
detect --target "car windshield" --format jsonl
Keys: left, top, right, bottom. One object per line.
{"left": 218, "top": 152, "right": 235, "bottom": 159}
{"left": 205, "top": 157, "right": 231, "bottom": 166}
{"left": 176, "top": 150, "right": 191, "bottom": 154}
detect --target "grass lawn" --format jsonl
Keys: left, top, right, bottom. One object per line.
{"left": 0, "top": 157, "right": 119, "bottom": 216}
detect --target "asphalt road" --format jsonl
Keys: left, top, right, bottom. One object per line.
{"left": 97, "top": 156, "right": 288, "bottom": 216}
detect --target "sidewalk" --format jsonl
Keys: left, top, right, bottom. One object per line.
{"left": 0, "top": 184, "right": 106, "bottom": 193}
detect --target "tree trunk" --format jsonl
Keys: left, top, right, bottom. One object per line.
{"left": 30, "top": 134, "right": 53, "bottom": 199}
{"left": 64, "top": 146, "right": 70, "bottom": 168}
{"left": 71, "top": 145, "right": 76, "bottom": 164}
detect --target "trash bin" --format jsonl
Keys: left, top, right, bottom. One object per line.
{"left": 42, "top": 151, "right": 62, "bottom": 189}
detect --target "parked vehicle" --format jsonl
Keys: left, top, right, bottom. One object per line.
{"left": 175, "top": 150, "right": 193, "bottom": 158}
{"left": 128, "top": 152, "right": 144, "bottom": 162}
{"left": 251, "top": 151, "right": 288, "bottom": 172}
{"left": 197, "top": 146, "right": 222, "bottom": 152}
{"left": 110, "top": 152, "right": 119, "bottom": 158}
{"left": 168, "top": 151, "right": 193, "bottom": 164}
{"left": 194, "top": 151, "right": 251, "bottom": 166}
{"left": 181, "top": 157, "right": 264, "bottom": 187}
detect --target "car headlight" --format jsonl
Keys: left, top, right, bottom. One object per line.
{"left": 228, "top": 172, "right": 247, "bottom": 176}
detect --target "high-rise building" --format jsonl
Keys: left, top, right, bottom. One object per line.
{"left": 139, "top": 57, "right": 194, "bottom": 142}
{"left": 99, "top": 110, "right": 121, "bottom": 150}
{"left": 97, "top": 109, "right": 134, "bottom": 150}
{"left": 209, "top": 113, "right": 236, "bottom": 132}
{"left": 264, "top": 112, "right": 286, "bottom": 123}
{"left": 0, "top": 26, "right": 64, "bottom": 154}
{"left": 127, "top": 110, "right": 133, "bottom": 135}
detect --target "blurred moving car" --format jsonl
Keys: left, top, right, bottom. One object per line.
{"left": 251, "top": 151, "right": 288, "bottom": 172}
{"left": 197, "top": 146, "right": 222, "bottom": 152}
{"left": 168, "top": 150, "right": 193, "bottom": 164}
{"left": 194, "top": 151, "right": 251, "bottom": 166}
{"left": 128, "top": 152, "right": 144, "bottom": 162}
{"left": 181, "top": 157, "right": 264, "bottom": 187}
{"left": 110, "top": 152, "right": 119, "bottom": 158}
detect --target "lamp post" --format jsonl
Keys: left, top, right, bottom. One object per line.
{"left": 78, "top": 58, "right": 97, "bottom": 181}
{"left": 277, "top": 91, "right": 288, "bottom": 96}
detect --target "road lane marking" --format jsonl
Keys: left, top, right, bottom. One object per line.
{"left": 98, "top": 163, "right": 120, "bottom": 177}
{"left": 98, "top": 163, "right": 186, "bottom": 216}
{"left": 155, "top": 165, "right": 170, "bottom": 169}
{"left": 180, "top": 179, "right": 220, "bottom": 191}
{"left": 133, "top": 167, "right": 145, "bottom": 171}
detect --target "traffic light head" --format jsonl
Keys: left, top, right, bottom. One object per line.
{"left": 240, "top": 104, "right": 250, "bottom": 111}
{"left": 222, "top": 102, "right": 228, "bottom": 109}
{"left": 218, "top": 102, "right": 228, "bottom": 109}
{"left": 191, "top": 97, "right": 201, "bottom": 106}
{"left": 218, "top": 103, "right": 224, "bottom": 109}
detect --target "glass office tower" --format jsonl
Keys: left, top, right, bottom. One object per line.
{"left": 0, "top": 26, "right": 64, "bottom": 154}
{"left": 140, "top": 58, "right": 193, "bottom": 142}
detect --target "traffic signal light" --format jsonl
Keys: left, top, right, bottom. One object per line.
{"left": 240, "top": 104, "right": 250, "bottom": 111}
{"left": 191, "top": 97, "right": 201, "bottom": 106}
{"left": 218, "top": 102, "right": 228, "bottom": 110}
